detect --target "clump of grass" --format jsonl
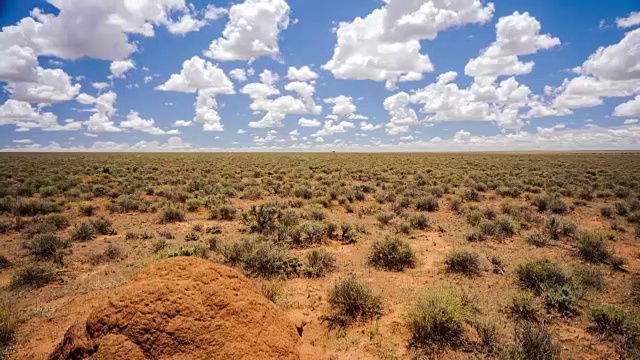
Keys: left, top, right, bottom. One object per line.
{"left": 304, "top": 249, "right": 337, "bottom": 278}
{"left": 23, "top": 233, "right": 69, "bottom": 264}
{"left": 376, "top": 211, "right": 395, "bottom": 226}
{"left": 406, "top": 289, "right": 468, "bottom": 350}
{"left": 69, "top": 222, "right": 96, "bottom": 242}
{"left": 509, "top": 292, "right": 538, "bottom": 321}
{"left": 158, "top": 204, "right": 185, "bottom": 224}
{"left": 415, "top": 196, "right": 439, "bottom": 212}
{"left": 572, "top": 266, "right": 605, "bottom": 291}
{"left": 444, "top": 249, "right": 481, "bottom": 277}
{"left": 590, "top": 306, "right": 627, "bottom": 337}
{"left": 526, "top": 230, "right": 551, "bottom": 247}
{"left": 151, "top": 238, "right": 169, "bottom": 253}
{"left": 90, "top": 243, "right": 122, "bottom": 265}
{"left": 575, "top": 230, "right": 612, "bottom": 264}
{"left": 10, "top": 262, "right": 57, "bottom": 289}
{"left": 184, "top": 231, "right": 200, "bottom": 242}
{"left": 516, "top": 258, "right": 567, "bottom": 294}
{"left": 220, "top": 238, "right": 302, "bottom": 278}
{"left": 154, "top": 245, "right": 208, "bottom": 260}
{"left": 258, "top": 280, "right": 284, "bottom": 304}
{"left": 409, "top": 214, "right": 430, "bottom": 230}
{"left": 0, "top": 302, "right": 16, "bottom": 357}
{"left": 88, "top": 217, "right": 116, "bottom": 235}
{"left": 511, "top": 322, "right": 560, "bottom": 360}
{"left": 474, "top": 319, "right": 499, "bottom": 353}
{"left": 600, "top": 206, "right": 615, "bottom": 219}
{"left": 368, "top": 236, "right": 416, "bottom": 272}
{"left": 325, "top": 277, "right": 382, "bottom": 328}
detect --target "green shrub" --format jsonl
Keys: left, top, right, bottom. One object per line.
{"left": 89, "top": 217, "right": 115, "bottom": 235}
{"left": 158, "top": 204, "right": 185, "bottom": 224}
{"left": 325, "top": 277, "right": 382, "bottom": 328}
{"left": 462, "top": 188, "right": 480, "bottom": 202}
{"left": 304, "top": 249, "right": 337, "bottom": 278}
{"left": 0, "top": 302, "right": 16, "bottom": 357}
{"left": 590, "top": 306, "right": 627, "bottom": 336}
{"left": 445, "top": 250, "right": 481, "bottom": 277}
{"left": 575, "top": 231, "right": 612, "bottom": 264}
{"left": 541, "top": 282, "right": 583, "bottom": 315}
{"left": 526, "top": 230, "right": 551, "bottom": 247}
{"left": 406, "top": 289, "right": 468, "bottom": 349}
{"left": 510, "top": 292, "right": 538, "bottom": 321}
{"left": 474, "top": 319, "right": 499, "bottom": 353}
{"left": 184, "top": 231, "right": 200, "bottom": 242}
{"left": 615, "top": 202, "right": 630, "bottom": 216}
{"left": 185, "top": 198, "right": 201, "bottom": 212}
{"left": 376, "top": 211, "right": 395, "bottom": 226}
{"left": 572, "top": 266, "right": 605, "bottom": 291}
{"left": 495, "top": 215, "right": 516, "bottom": 238}
{"left": 220, "top": 238, "right": 302, "bottom": 278}
{"left": 10, "top": 262, "right": 57, "bottom": 289}
{"left": 416, "top": 196, "right": 439, "bottom": 212}
{"left": 79, "top": 203, "right": 95, "bottom": 216}
{"left": 516, "top": 258, "right": 567, "bottom": 294}
{"left": 512, "top": 322, "right": 560, "bottom": 360}
{"left": 600, "top": 206, "right": 615, "bottom": 219}
{"left": 241, "top": 205, "right": 280, "bottom": 234}
{"left": 368, "top": 236, "right": 416, "bottom": 272}
{"left": 23, "top": 233, "right": 69, "bottom": 264}
{"left": 340, "top": 222, "right": 358, "bottom": 244}
{"left": 151, "top": 238, "right": 169, "bottom": 253}
{"left": 154, "top": 245, "right": 208, "bottom": 260}
{"left": 90, "top": 243, "right": 122, "bottom": 265}
{"left": 69, "top": 222, "right": 96, "bottom": 242}
{"left": 294, "top": 221, "right": 326, "bottom": 247}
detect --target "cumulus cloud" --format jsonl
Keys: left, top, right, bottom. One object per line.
{"left": 311, "top": 120, "right": 355, "bottom": 137}
{"left": 617, "top": 12, "right": 640, "bottom": 28}
{"left": 0, "top": 99, "right": 82, "bottom": 131}
{"left": 156, "top": 56, "right": 234, "bottom": 94}
{"left": 384, "top": 92, "right": 419, "bottom": 135}
{"left": 286, "top": 66, "right": 318, "bottom": 82}
{"left": 110, "top": 59, "right": 136, "bottom": 78}
{"left": 120, "top": 110, "right": 169, "bottom": 135}
{"left": 298, "top": 118, "right": 321, "bottom": 127}
{"left": 323, "top": 0, "right": 494, "bottom": 90}
{"left": 465, "top": 12, "right": 560, "bottom": 78}
{"left": 205, "top": 0, "right": 290, "bottom": 61}
{"left": 614, "top": 95, "right": 640, "bottom": 117}
{"left": 324, "top": 96, "right": 356, "bottom": 117}
{"left": 78, "top": 91, "right": 121, "bottom": 132}
{"left": 5, "top": 67, "right": 81, "bottom": 103}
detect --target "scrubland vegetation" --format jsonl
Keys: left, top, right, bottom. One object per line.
{"left": 0, "top": 151, "right": 639, "bottom": 359}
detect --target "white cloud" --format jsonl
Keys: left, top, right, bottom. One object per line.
{"left": 617, "top": 12, "right": 640, "bottom": 28}
{"left": 623, "top": 119, "right": 638, "bottom": 125}
{"left": 465, "top": 12, "right": 560, "bottom": 78}
{"left": 229, "top": 68, "right": 248, "bottom": 82}
{"left": 6, "top": 67, "right": 81, "bottom": 104}
{"left": 286, "top": 66, "right": 318, "bottom": 81}
{"left": 323, "top": 0, "right": 494, "bottom": 90}
{"left": 360, "top": 122, "right": 383, "bottom": 131}
{"left": 167, "top": 14, "right": 206, "bottom": 35}
{"left": 194, "top": 88, "right": 224, "bottom": 131}
{"left": 110, "top": 59, "right": 136, "bottom": 78}
{"left": 205, "top": 0, "right": 290, "bottom": 61}
{"left": 237, "top": 129, "right": 246, "bottom": 134}
{"left": 0, "top": 99, "right": 81, "bottom": 131}
{"left": 92, "top": 82, "right": 110, "bottom": 90}
{"left": 79, "top": 91, "right": 121, "bottom": 132}
{"left": 311, "top": 120, "right": 355, "bottom": 137}
{"left": 156, "top": 56, "right": 234, "bottom": 94}
{"left": 614, "top": 95, "right": 640, "bottom": 117}
{"left": 0, "top": 45, "right": 38, "bottom": 82}
{"left": 174, "top": 120, "right": 193, "bottom": 127}
{"left": 324, "top": 96, "right": 356, "bottom": 116}
{"left": 578, "top": 28, "right": 640, "bottom": 81}
{"left": 120, "top": 110, "right": 167, "bottom": 135}
{"left": 298, "top": 118, "right": 321, "bottom": 127}
{"left": 13, "top": 139, "right": 32, "bottom": 144}
{"left": 384, "top": 92, "right": 418, "bottom": 135}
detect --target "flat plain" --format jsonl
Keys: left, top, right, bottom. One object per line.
{"left": 0, "top": 152, "right": 639, "bottom": 359}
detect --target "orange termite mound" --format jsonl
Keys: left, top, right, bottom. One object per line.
{"left": 48, "top": 257, "right": 301, "bottom": 360}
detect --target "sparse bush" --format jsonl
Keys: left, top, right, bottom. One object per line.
{"left": 154, "top": 245, "right": 208, "bottom": 260}
{"left": 406, "top": 289, "right": 468, "bottom": 350}
{"left": 241, "top": 205, "right": 280, "bottom": 234}
{"left": 416, "top": 196, "right": 439, "bottom": 212}
{"left": 186, "top": 198, "right": 201, "bottom": 212}
{"left": 368, "top": 236, "right": 416, "bottom": 272}
{"left": 158, "top": 204, "right": 185, "bottom": 224}
{"left": 590, "top": 306, "right": 627, "bottom": 336}
{"left": 527, "top": 230, "right": 551, "bottom": 247}
{"left": 631, "top": 275, "right": 640, "bottom": 305}
{"left": 220, "top": 238, "right": 302, "bottom": 278}
{"left": 325, "top": 277, "right": 382, "bottom": 327}
{"left": 575, "top": 231, "right": 612, "bottom": 264}
{"left": 615, "top": 202, "right": 630, "bottom": 217}
{"left": 462, "top": 188, "right": 480, "bottom": 202}
{"left": 0, "top": 302, "right": 16, "bottom": 356}
{"left": 23, "top": 233, "right": 69, "bottom": 264}
{"left": 445, "top": 250, "right": 481, "bottom": 277}
{"left": 572, "top": 266, "right": 605, "bottom": 291}
{"left": 79, "top": 203, "right": 95, "bottom": 217}
{"left": 294, "top": 220, "right": 326, "bottom": 247}
{"left": 495, "top": 215, "right": 516, "bottom": 238}
{"left": 304, "top": 249, "right": 337, "bottom": 278}
{"left": 510, "top": 292, "right": 538, "bottom": 321}
{"left": 89, "top": 217, "right": 115, "bottom": 235}
{"left": 541, "top": 281, "right": 583, "bottom": 315}
{"left": 511, "top": 322, "right": 560, "bottom": 360}
{"left": 69, "top": 222, "right": 96, "bottom": 242}
{"left": 516, "top": 258, "right": 567, "bottom": 294}
{"left": 474, "top": 319, "right": 499, "bottom": 353}
{"left": 90, "top": 243, "right": 122, "bottom": 264}
{"left": 340, "top": 222, "right": 358, "bottom": 244}
{"left": 600, "top": 206, "right": 615, "bottom": 219}
{"left": 10, "top": 262, "right": 56, "bottom": 289}
{"left": 151, "top": 238, "right": 169, "bottom": 253}
{"left": 376, "top": 211, "right": 395, "bottom": 226}
{"left": 184, "top": 231, "right": 200, "bottom": 242}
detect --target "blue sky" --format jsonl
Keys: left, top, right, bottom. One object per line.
{"left": 0, "top": 0, "right": 639, "bottom": 151}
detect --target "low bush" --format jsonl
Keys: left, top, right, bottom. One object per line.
{"left": 526, "top": 230, "right": 551, "bottom": 247}
{"left": 510, "top": 292, "right": 538, "bottom": 321}
{"left": 23, "top": 233, "right": 69, "bottom": 264}
{"left": 511, "top": 322, "right": 560, "bottom": 360}
{"left": 406, "top": 289, "right": 468, "bottom": 350}
{"left": 153, "top": 245, "right": 208, "bottom": 260}
{"left": 376, "top": 211, "right": 395, "bottom": 226}
{"left": 445, "top": 250, "right": 481, "bottom": 277}
{"left": 590, "top": 306, "right": 627, "bottom": 336}
{"left": 89, "top": 217, "right": 116, "bottom": 235}
{"left": 516, "top": 258, "right": 567, "bottom": 294}
{"left": 10, "top": 262, "right": 57, "bottom": 289}
{"left": 69, "top": 222, "right": 96, "bottom": 242}
{"left": 304, "top": 249, "right": 337, "bottom": 278}
{"left": 368, "top": 236, "right": 416, "bottom": 272}
{"left": 158, "top": 204, "right": 185, "bottom": 224}
{"left": 0, "top": 302, "right": 16, "bottom": 357}
{"left": 600, "top": 206, "right": 615, "bottom": 219}
{"left": 575, "top": 231, "right": 612, "bottom": 264}
{"left": 325, "top": 277, "right": 382, "bottom": 328}
{"left": 90, "top": 243, "right": 122, "bottom": 265}
{"left": 632, "top": 275, "right": 640, "bottom": 305}
{"left": 572, "top": 266, "right": 605, "bottom": 291}
{"left": 415, "top": 196, "right": 439, "bottom": 212}
{"left": 220, "top": 238, "right": 302, "bottom": 278}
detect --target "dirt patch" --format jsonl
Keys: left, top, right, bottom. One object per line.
{"left": 48, "top": 257, "right": 302, "bottom": 360}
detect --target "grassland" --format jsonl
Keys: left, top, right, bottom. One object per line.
{"left": 0, "top": 151, "right": 639, "bottom": 359}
